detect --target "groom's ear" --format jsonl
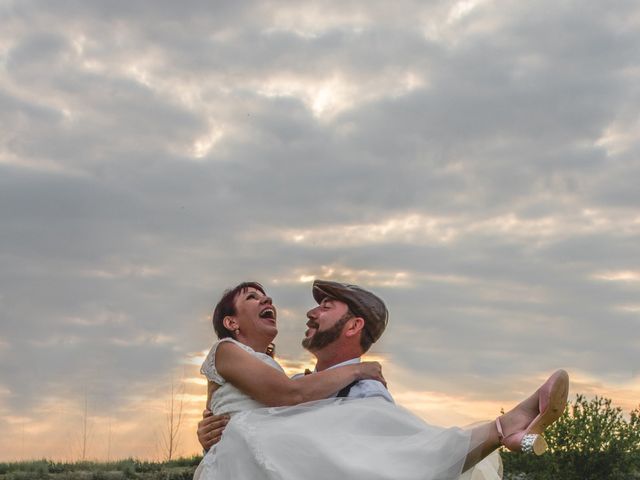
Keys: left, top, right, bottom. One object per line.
{"left": 223, "top": 316, "right": 238, "bottom": 332}
{"left": 344, "top": 316, "right": 365, "bottom": 338}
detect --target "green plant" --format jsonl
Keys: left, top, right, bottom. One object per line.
{"left": 502, "top": 395, "right": 640, "bottom": 480}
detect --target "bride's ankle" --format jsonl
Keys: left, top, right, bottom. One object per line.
{"left": 497, "top": 404, "right": 534, "bottom": 439}
{"left": 490, "top": 417, "right": 504, "bottom": 448}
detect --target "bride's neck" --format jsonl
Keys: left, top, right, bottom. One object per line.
{"left": 236, "top": 334, "right": 273, "bottom": 354}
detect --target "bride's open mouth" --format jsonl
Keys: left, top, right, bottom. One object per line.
{"left": 259, "top": 307, "right": 277, "bottom": 325}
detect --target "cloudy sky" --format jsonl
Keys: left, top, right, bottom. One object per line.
{"left": 1, "top": 0, "right": 639, "bottom": 461}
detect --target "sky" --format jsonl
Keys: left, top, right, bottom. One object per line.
{"left": 1, "top": 0, "right": 639, "bottom": 462}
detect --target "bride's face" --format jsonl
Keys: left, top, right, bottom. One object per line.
{"left": 231, "top": 287, "right": 278, "bottom": 341}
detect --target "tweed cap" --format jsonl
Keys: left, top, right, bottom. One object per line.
{"left": 312, "top": 279, "right": 388, "bottom": 344}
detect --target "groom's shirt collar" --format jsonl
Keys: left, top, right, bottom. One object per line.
{"left": 317, "top": 357, "right": 360, "bottom": 372}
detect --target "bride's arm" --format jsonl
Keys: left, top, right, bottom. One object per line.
{"left": 216, "top": 342, "right": 383, "bottom": 407}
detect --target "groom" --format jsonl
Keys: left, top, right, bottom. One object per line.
{"left": 197, "top": 279, "right": 393, "bottom": 450}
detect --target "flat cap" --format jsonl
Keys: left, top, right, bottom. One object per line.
{"left": 312, "top": 279, "right": 388, "bottom": 344}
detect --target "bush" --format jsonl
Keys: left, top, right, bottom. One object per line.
{"left": 46, "top": 461, "right": 66, "bottom": 474}
{"left": 502, "top": 395, "right": 640, "bottom": 480}
{"left": 91, "top": 471, "right": 108, "bottom": 480}
{"left": 120, "top": 462, "right": 138, "bottom": 480}
{"left": 163, "top": 468, "right": 196, "bottom": 480}
{"left": 6, "top": 473, "right": 33, "bottom": 480}
{"left": 163, "top": 456, "right": 201, "bottom": 468}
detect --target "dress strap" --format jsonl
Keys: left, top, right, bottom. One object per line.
{"left": 200, "top": 338, "right": 254, "bottom": 384}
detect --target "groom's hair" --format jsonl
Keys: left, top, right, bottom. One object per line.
{"left": 212, "top": 281, "right": 265, "bottom": 339}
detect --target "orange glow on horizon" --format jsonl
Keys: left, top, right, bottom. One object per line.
{"left": 2, "top": 355, "right": 638, "bottom": 462}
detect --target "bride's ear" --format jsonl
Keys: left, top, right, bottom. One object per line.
{"left": 223, "top": 316, "right": 238, "bottom": 333}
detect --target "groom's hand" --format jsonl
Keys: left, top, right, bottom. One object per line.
{"left": 197, "top": 409, "right": 229, "bottom": 451}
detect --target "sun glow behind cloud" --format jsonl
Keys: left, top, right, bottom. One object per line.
{"left": 255, "top": 70, "right": 427, "bottom": 119}
{"left": 277, "top": 210, "right": 640, "bottom": 249}
{"left": 190, "top": 128, "right": 225, "bottom": 159}
{"left": 596, "top": 117, "right": 640, "bottom": 156}
{"left": 269, "top": 265, "right": 412, "bottom": 288}
{"left": 593, "top": 271, "right": 640, "bottom": 282}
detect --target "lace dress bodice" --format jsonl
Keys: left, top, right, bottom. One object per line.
{"left": 200, "top": 337, "right": 285, "bottom": 416}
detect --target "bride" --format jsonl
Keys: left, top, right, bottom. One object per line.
{"left": 193, "top": 281, "right": 569, "bottom": 480}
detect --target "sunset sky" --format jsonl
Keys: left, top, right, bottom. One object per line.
{"left": 1, "top": 0, "right": 639, "bottom": 461}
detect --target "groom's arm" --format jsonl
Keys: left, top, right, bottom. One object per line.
{"left": 197, "top": 371, "right": 306, "bottom": 451}
{"left": 197, "top": 410, "right": 229, "bottom": 451}
{"left": 196, "top": 373, "right": 392, "bottom": 451}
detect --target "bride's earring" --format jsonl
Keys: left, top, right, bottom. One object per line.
{"left": 234, "top": 328, "right": 240, "bottom": 336}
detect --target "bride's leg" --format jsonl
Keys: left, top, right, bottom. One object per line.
{"left": 462, "top": 421, "right": 500, "bottom": 472}
{"left": 461, "top": 369, "right": 569, "bottom": 472}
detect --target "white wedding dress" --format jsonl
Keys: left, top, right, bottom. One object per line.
{"left": 193, "top": 338, "right": 502, "bottom": 480}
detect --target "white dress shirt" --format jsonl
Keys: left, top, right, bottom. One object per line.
{"left": 294, "top": 357, "right": 395, "bottom": 403}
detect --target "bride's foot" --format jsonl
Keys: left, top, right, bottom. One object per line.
{"left": 496, "top": 369, "right": 569, "bottom": 455}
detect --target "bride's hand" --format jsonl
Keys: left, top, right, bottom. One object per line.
{"left": 357, "top": 361, "right": 386, "bottom": 387}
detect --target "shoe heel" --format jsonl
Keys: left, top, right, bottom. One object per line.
{"left": 521, "top": 434, "right": 548, "bottom": 455}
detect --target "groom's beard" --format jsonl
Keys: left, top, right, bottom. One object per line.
{"left": 301, "top": 313, "right": 351, "bottom": 352}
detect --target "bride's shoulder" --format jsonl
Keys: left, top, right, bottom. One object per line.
{"left": 216, "top": 337, "right": 255, "bottom": 354}
{"left": 201, "top": 338, "right": 254, "bottom": 383}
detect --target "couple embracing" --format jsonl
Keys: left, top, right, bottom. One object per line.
{"left": 194, "top": 280, "right": 569, "bottom": 479}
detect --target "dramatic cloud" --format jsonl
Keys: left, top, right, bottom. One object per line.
{"left": 1, "top": 0, "right": 639, "bottom": 460}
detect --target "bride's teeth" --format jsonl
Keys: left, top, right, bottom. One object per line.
{"left": 260, "top": 308, "right": 275, "bottom": 319}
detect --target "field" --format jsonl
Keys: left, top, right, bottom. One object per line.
{"left": 0, "top": 459, "right": 200, "bottom": 480}
{"left": 3, "top": 453, "right": 640, "bottom": 480}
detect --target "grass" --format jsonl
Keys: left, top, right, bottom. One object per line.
{"left": 0, "top": 458, "right": 203, "bottom": 480}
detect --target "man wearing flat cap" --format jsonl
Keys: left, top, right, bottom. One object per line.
{"left": 301, "top": 279, "right": 393, "bottom": 400}
{"left": 197, "top": 279, "right": 393, "bottom": 451}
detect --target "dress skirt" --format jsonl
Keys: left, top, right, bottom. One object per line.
{"left": 194, "top": 396, "right": 502, "bottom": 480}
